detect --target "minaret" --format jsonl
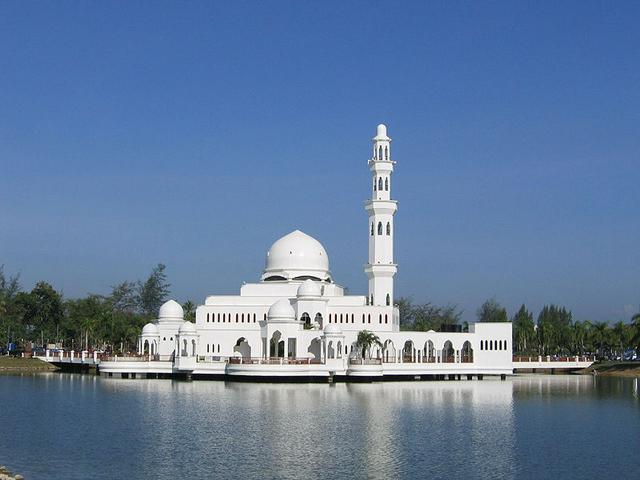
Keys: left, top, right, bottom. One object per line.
{"left": 365, "top": 124, "right": 397, "bottom": 307}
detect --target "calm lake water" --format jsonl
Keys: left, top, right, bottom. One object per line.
{"left": 0, "top": 373, "right": 639, "bottom": 479}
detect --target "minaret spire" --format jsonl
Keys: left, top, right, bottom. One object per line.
{"left": 365, "top": 123, "right": 397, "bottom": 306}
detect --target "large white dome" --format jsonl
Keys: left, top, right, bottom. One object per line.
{"left": 261, "top": 230, "right": 331, "bottom": 282}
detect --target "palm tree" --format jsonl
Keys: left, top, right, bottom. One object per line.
{"left": 631, "top": 313, "right": 640, "bottom": 350}
{"left": 356, "top": 330, "right": 382, "bottom": 359}
{"left": 591, "top": 322, "right": 609, "bottom": 358}
{"left": 182, "top": 300, "right": 195, "bottom": 323}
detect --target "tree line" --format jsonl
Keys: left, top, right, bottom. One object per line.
{"left": 398, "top": 296, "right": 640, "bottom": 358}
{"left": 0, "top": 264, "right": 194, "bottom": 354}
{"left": 2, "top": 263, "right": 639, "bottom": 358}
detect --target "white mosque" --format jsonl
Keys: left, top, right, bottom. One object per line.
{"left": 99, "top": 124, "right": 513, "bottom": 380}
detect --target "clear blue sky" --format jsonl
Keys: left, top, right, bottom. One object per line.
{"left": 1, "top": 1, "right": 638, "bottom": 323}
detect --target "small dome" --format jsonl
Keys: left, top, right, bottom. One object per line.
{"left": 158, "top": 300, "right": 184, "bottom": 321}
{"left": 297, "top": 279, "right": 321, "bottom": 298}
{"left": 324, "top": 323, "right": 342, "bottom": 335}
{"left": 267, "top": 299, "right": 296, "bottom": 321}
{"left": 262, "top": 230, "right": 331, "bottom": 282}
{"left": 141, "top": 323, "right": 159, "bottom": 335}
{"left": 178, "top": 321, "right": 197, "bottom": 334}
{"left": 374, "top": 123, "right": 390, "bottom": 140}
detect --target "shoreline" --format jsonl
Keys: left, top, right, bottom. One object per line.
{"left": 0, "top": 465, "right": 23, "bottom": 480}
{"left": 0, "top": 357, "right": 59, "bottom": 373}
{"left": 579, "top": 361, "right": 640, "bottom": 378}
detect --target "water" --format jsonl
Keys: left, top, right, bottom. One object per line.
{"left": 0, "top": 374, "right": 639, "bottom": 479}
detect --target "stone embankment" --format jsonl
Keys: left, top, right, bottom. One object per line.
{"left": 0, "top": 357, "right": 58, "bottom": 373}
{"left": 0, "top": 465, "right": 24, "bottom": 480}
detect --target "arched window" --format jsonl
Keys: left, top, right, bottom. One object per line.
{"left": 370, "top": 294, "right": 374, "bottom": 305}
{"left": 223, "top": 313, "right": 226, "bottom": 322}
{"left": 368, "top": 314, "right": 371, "bottom": 323}
{"left": 386, "top": 293, "right": 390, "bottom": 306}
{"left": 207, "top": 344, "right": 210, "bottom": 353}
{"left": 235, "top": 313, "right": 238, "bottom": 323}
{"left": 378, "top": 177, "right": 383, "bottom": 191}
{"left": 340, "top": 314, "right": 343, "bottom": 323}
{"left": 386, "top": 222, "right": 391, "bottom": 235}
{"left": 241, "top": 313, "right": 244, "bottom": 323}
{"left": 377, "top": 222, "right": 383, "bottom": 235}
{"left": 206, "top": 313, "right": 210, "bottom": 322}
{"left": 385, "top": 177, "right": 389, "bottom": 191}
{"left": 379, "top": 314, "right": 382, "bottom": 323}
{"left": 217, "top": 313, "right": 220, "bottom": 322}
{"left": 253, "top": 313, "right": 256, "bottom": 323}
{"left": 385, "top": 146, "right": 389, "bottom": 160}
{"left": 301, "top": 312, "right": 310, "bottom": 327}
{"left": 362, "top": 314, "right": 365, "bottom": 323}
{"left": 385, "top": 314, "right": 388, "bottom": 324}
{"left": 371, "top": 223, "right": 374, "bottom": 236}
{"left": 373, "top": 178, "right": 377, "bottom": 191}
{"left": 379, "top": 145, "right": 383, "bottom": 160}
{"left": 263, "top": 313, "right": 267, "bottom": 321}
{"left": 329, "top": 314, "right": 332, "bottom": 323}
{"left": 351, "top": 314, "right": 354, "bottom": 323}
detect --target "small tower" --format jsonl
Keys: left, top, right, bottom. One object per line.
{"left": 364, "top": 124, "right": 397, "bottom": 306}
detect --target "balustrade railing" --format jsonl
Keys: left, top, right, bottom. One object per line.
{"left": 512, "top": 355, "right": 594, "bottom": 363}
{"left": 349, "top": 358, "right": 382, "bottom": 365}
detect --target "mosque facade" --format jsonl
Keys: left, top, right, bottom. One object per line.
{"left": 101, "top": 124, "right": 513, "bottom": 380}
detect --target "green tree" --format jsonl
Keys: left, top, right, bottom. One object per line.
{"left": 15, "top": 282, "right": 64, "bottom": 345}
{"left": 0, "top": 266, "right": 23, "bottom": 346}
{"left": 632, "top": 313, "right": 640, "bottom": 350}
{"left": 183, "top": 300, "right": 196, "bottom": 323}
{"left": 355, "top": 330, "right": 382, "bottom": 359}
{"left": 137, "top": 264, "right": 170, "bottom": 317}
{"left": 398, "top": 297, "right": 461, "bottom": 331}
{"left": 590, "top": 322, "right": 610, "bottom": 358}
{"left": 512, "top": 304, "right": 535, "bottom": 354}
{"left": 477, "top": 298, "right": 508, "bottom": 323}
{"left": 537, "top": 305, "right": 572, "bottom": 355}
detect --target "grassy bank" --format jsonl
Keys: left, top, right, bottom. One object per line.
{"left": 580, "top": 361, "right": 640, "bottom": 377}
{"left": 0, "top": 356, "right": 58, "bottom": 372}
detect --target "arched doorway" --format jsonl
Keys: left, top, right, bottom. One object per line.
{"left": 308, "top": 337, "right": 322, "bottom": 362}
{"left": 403, "top": 340, "right": 415, "bottom": 363}
{"left": 269, "top": 331, "right": 284, "bottom": 358}
{"left": 442, "top": 341, "right": 454, "bottom": 363}
{"left": 327, "top": 341, "right": 335, "bottom": 359}
{"left": 462, "top": 341, "right": 473, "bottom": 363}
{"left": 234, "top": 337, "right": 252, "bottom": 359}
{"left": 383, "top": 339, "right": 396, "bottom": 363}
{"left": 423, "top": 340, "right": 435, "bottom": 363}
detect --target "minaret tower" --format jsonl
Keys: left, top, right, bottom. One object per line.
{"left": 365, "top": 124, "right": 397, "bottom": 307}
